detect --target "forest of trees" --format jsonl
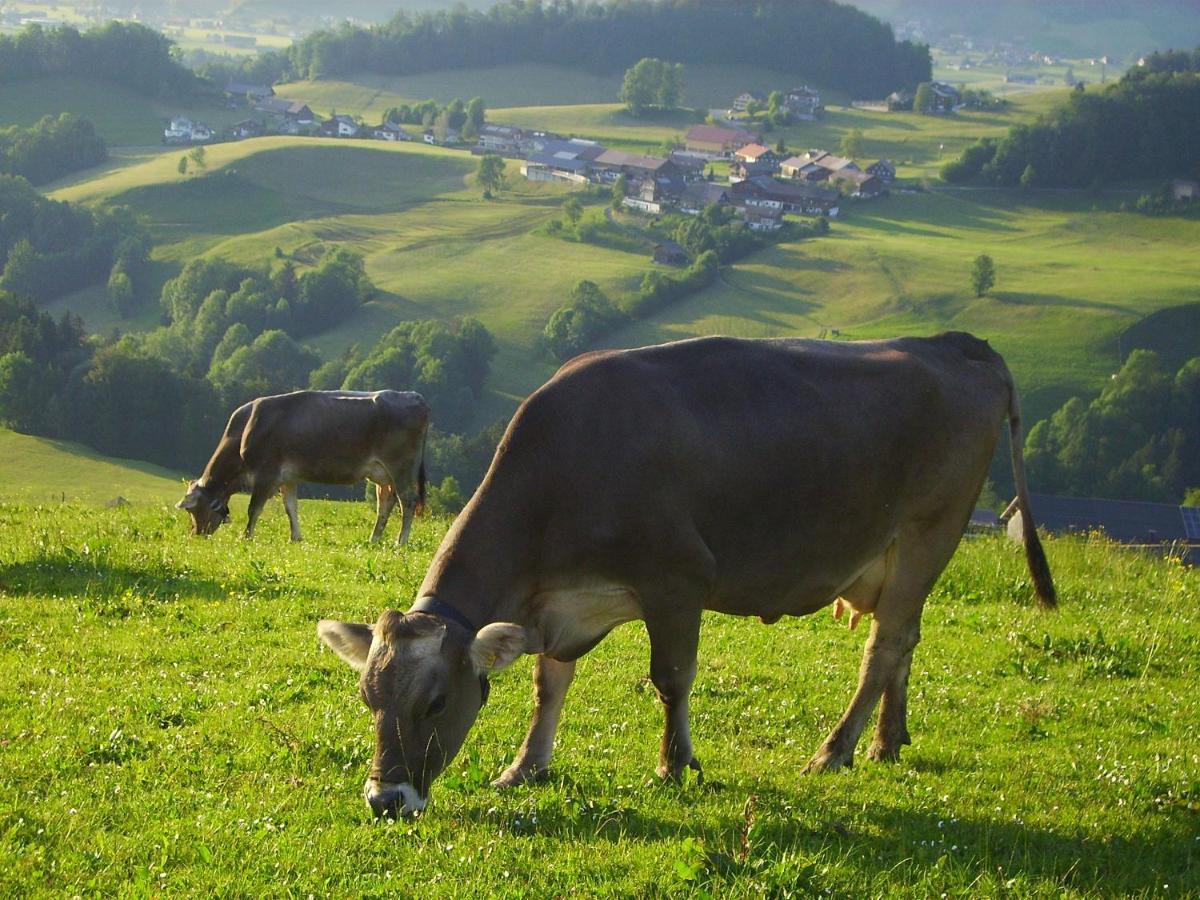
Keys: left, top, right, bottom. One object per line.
{"left": 941, "top": 49, "right": 1200, "bottom": 187}
{"left": 0, "top": 22, "right": 201, "bottom": 99}
{"left": 212, "top": 0, "right": 928, "bottom": 99}
{"left": 1026, "top": 350, "right": 1200, "bottom": 505}
{"left": 0, "top": 114, "right": 106, "bottom": 186}
{"left": 0, "top": 175, "right": 149, "bottom": 309}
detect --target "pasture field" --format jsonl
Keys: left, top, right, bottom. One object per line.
{"left": 276, "top": 63, "right": 851, "bottom": 121}
{"left": 0, "top": 498, "right": 1196, "bottom": 896}
{"left": 0, "top": 76, "right": 251, "bottom": 146}
{"left": 0, "top": 428, "right": 181, "bottom": 504}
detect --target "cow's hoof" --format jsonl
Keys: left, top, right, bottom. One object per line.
{"left": 656, "top": 756, "right": 702, "bottom": 783}
{"left": 866, "top": 742, "right": 903, "bottom": 763}
{"left": 492, "top": 764, "right": 549, "bottom": 789}
{"left": 803, "top": 749, "right": 853, "bottom": 774}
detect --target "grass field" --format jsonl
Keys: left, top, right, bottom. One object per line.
{"left": 275, "top": 63, "right": 851, "bottom": 121}
{"left": 0, "top": 498, "right": 1196, "bottom": 896}
{"left": 0, "top": 428, "right": 181, "bottom": 504}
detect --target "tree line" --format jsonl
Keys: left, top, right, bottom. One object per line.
{"left": 0, "top": 175, "right": 149, "bottom": 313}
{"left": 0, "top": 114, "right": 106, "bottom": 186}
{"left": 941, "top": 49, "right": 1200, "bottom": 188}
{"left": 214, "top": 0, "right": 929, "bottom": 100}
{"left": 1026, "top": 350, "right": 1200, "bottom": 505}
{"left": 0, "top": 22, "right": 201, "bottom": 99}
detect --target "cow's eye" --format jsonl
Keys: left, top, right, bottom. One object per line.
{"left": 425, "top": 695, "right": 447, "bottom": 719}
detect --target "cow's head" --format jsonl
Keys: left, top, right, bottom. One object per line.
{"left": 317, "top": 610, "right": 523, "bottom": 819}
{"left": 175, "top": 481, "right": 231, "bottom": 536}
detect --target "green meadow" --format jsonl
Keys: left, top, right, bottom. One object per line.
{"left": 0, "top": 496, "right": 1195, "bottom": 896}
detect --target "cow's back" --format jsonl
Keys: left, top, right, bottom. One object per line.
{"left": 485, "top": 334, "right": 1011, "bottom": 616}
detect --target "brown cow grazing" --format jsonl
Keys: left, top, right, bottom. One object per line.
{"left": 178, "top": 390, "right": 428, "bottom": 543}
{"left": 317, "top": 334, "right": 1055, "bottom": 819}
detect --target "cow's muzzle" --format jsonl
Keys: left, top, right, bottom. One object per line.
{"left": 364, "top": 780, "right": 426, "bottom": 820}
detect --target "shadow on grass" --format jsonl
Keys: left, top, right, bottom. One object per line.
{"left": 0, "top": 552, "right": 319, "bottom": 612}
{"left": 995, "top": 291, "right": 1137, "bottom": 314}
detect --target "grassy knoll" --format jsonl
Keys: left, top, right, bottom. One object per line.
{"left": 603, "top": 190, "right": 1200, "bottom": 422}
{"left": 0, "top": 76, "right": 250, "bottom": 146}
{"left": 276, "top": 63, "right": 841, "bottom": 120}
{"left": 0, "top": 500, "right": 1195, "bottom": 896}
{"left": 0, "top": 428, "right": 181, "bottom": 504}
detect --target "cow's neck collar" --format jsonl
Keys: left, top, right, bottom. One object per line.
{"left": 408, "top": 595, "right": 480, "bottom": 635}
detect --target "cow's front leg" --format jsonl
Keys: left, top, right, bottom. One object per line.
{"left": 244, "top": 477, "right": 278, "bottom": 539}
{"left": 280, "top": 483, "right": 302, "bottom": 542}
{"left": 646, "top": 606, "right": 703, "bottom": 781}
{"left": 369, "top": 482, "right": 397, "bottom": 543}
{"left": 493, "top": 655, "right": 576, "bottom": 788}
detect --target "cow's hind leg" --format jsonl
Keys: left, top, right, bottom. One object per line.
{"left": 280, "top": 483, "right": 302, "bottom": 542}
{"left": 805, "top": 518, "right": 965, "bottom": 773}
{"left": 493, "top": 655, "right": 576, "bottom": 788}
{"left": 395, "top": 484, "right": 417, "bottom": 546}
{"left": 369, "top": 481, "right": 398, "bottom": 543}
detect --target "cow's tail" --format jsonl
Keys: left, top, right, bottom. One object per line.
{"left": 414, "top": 429, "right": 428, "bottom": 517}
{"left": 1005, "top": 375, "right": 1057, "bottom": 610}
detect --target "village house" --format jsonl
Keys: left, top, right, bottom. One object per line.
{"left": 320, "top": 115, "right": 361, "bottom": 138}
{"left": 229, "top": 119, "right": 265, "bottom": 140}
{"left": 830, "top": 168, "right": 884, "bottom": 197}
{"left": 780, "top": 150, "right": 859, "bottom": 182}
{"left": 887, "top": 89, "right": 915, "bottom": 111}
{"left": 373, "top": 122, "right": 412, "bottom": 142}
{"left": 731, "top": 175, "right": 839, "bottom": 215}
{"left": 592, "top": 150, "right": 684, "bottom": 198}
{"left": 784, "top": 86, "right": 821, "bottom": 120}
{"left": 163, "top": 117, "right": 213, "bottom": 144}
{"left": 740, "top": 205, "right": 785, "bottom": 232}
{"left": 733, "top": 143, "right": 777, "bottom": 166}
{"left": 623, "top": 177, "right": 665, "bottom": 215}
{"left": 423, "top": 127, "right": 461, "bottom": 145}
{"left": 653, "top": 240, "right": 690, "bottom": 266}
{"left": 477, "top": 123, "right": 525, "bottom": 154}
{"left": 678, "top": 181, "right": 732, "bottom": 215}
{"left": 927, "top": 81, "right": 963, "bottom": 113}
{"left": 255, "top": 98, "right": 315, "bottom": 125}
{"left": 684, "top": 123, "right": 757, "bottom": 158}
{"left": 522, "top": 138, "right": 606, "bottom": 183}
{"left": 224, "top": 82, "right": 274, "bottom": 103}
{"left": 731, "top": 90, "right": 767, "bottom": 113}
{"left": 866, "top": 159, "right": 897, "bottom": 183}
{"left": 730, "top": 157, "right": 777, "bottom": 182}
{"left": 667, "top": 152, "right": 709, "bottom": 181}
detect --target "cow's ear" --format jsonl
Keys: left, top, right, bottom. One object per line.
{"left": 469, "top": 623, "right": 527, "bottom": 674}
{"left": 317, "top": 620, "right": 373, "bottom": 673}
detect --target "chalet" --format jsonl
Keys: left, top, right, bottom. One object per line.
{"left": 784, "top": 86, "right": 821, "bottom": 120}
{"left": 739, "top": 205, "right": 784, "bottom": 232}
{"left": 731, "top": 175, "right": 839, "bottom": 215}
{"left": 224, "top": 82, "right": 274, "bottom": 102}
{"left": 653, "top": 240, "right": 689, "bottom": 266}
{"left": 887, "top": 89, "right": 915, "bottom": 111}
{"left": 731, "top": 90, "right": 767, "bottom": 113}
{"left": 684, "top": 124, "right": 757, "bottom": 158}
{"left": 478, "top": 123, "right": 524, "bottom": 154}
{"left": 622, "top": 177, "right": 665, "bottom": 214}
{"left": 163, "top": 117, "right": 213, "bottom": 144}
{"left": 373, "top": 122, "right": 412, "bottom": 142}
{"left": 1006, "top": 493, "right": 1200, "bottom": 563}
{"left": 1171, "top": 178, "right": 1199, "bottom": 201}
{"left": 668, "top": 152, "right": 709, "bottom": 180}
{"left": 423, "top": 127, "right": 461, "bottom": 145}
{"left": 830, "top": 168, "right": 884, "bottom": 197}
{"left": 592, "top": 150, "right": 684, "bottom": 197}
{"left": 780, "top": 150, "right": 859, "bottom": 182}
{"left": 255, "top": 98, "right": 315, "bottom": 125}
{"left": 927, "top": 81, "right": 962, "bottom": 113}
{"left": 866, "top": 159, "right": 896, "bottom": 183}
{"left": 678, "top": 181, "right": 732, "bottom": 215}
{"left": 229, "top": 119, "right": 265, "bottom": 140}
{"left": 733, "top": 143, "right": 777, "bottom": 165}
{"left": 320, "top": 115, "right": 361, "bottom": 138}
{"left": 729, "top": 157, "right": 777, "bottom": 182}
